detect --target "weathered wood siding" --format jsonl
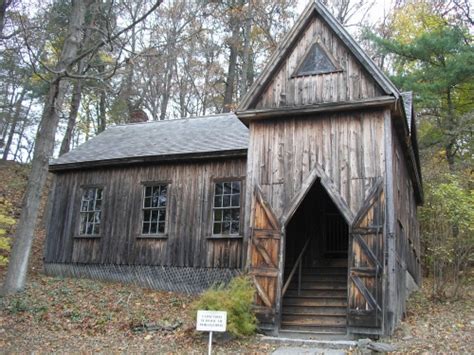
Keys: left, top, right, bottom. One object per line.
{"left": 244, "top": 109, "right": 388, "bottom": 332}
{"left": 245, "top": 109, "right": 387, "bottom": 231}
{"left": 255, "top": 14, "right": 383, "bottom": 109}
{"left": 45, "top": 158, "right": 247, "bottom": 269}
{"left": 392, "top": 129, "right": 421, "bottom": 282}
{"left": 388, "top": 121, "right": 422, "bottom": 326}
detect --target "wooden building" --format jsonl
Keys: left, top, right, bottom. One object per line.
{"left": 45, "top": 1, "right": 422, "bottom": 338}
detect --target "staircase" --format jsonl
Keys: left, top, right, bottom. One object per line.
{"left": 281, "top": 259, "right": 348, "bottom": 336}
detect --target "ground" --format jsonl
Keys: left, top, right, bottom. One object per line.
{"left": 0, "top": 161, "right": 473, "bottom": 353}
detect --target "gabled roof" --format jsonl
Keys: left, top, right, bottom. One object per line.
{"left": 237, "top": 1, "right": 400, "bottom": 111}
{"left": 50, "top": 114, "right": 249, "bottom": 171}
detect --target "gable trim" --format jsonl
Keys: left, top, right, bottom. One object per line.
{"left": 280, "top": 163, "right": 355, "bottom": 227}
{"left": 237, "top": 1, "right": 399, "bottom": 112}
{"left": 237, "top": 1, "right": 316, "bottom": 111}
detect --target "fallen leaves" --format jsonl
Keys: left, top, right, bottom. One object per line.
{"left": 387, "top": 278, "right": 473, "bottom": 353}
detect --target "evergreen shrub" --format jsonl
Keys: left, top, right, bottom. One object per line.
{"left": 192, "top": 275, "right": 257, "bottom": 337}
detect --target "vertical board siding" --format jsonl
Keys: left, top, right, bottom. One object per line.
{"left": 45, "top": 158, "right": 247, "bottom": 269}
{"left": 255, "top": 15, "right": 383, "bottom": 110}
{"left": 392, "top": 128, "right": 421, "bottom": 282}
{"left": 390, "top": 123, "right": 422, "bottom": 324}
{"left": 245, "top": 110, "right": 387, "bottom": 230}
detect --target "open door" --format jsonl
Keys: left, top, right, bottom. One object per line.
{"left": 348, "top": 179, "right": 385, "bottom": 330}
{"left": 248, "top": 186, "right": 281, "bottom": 329}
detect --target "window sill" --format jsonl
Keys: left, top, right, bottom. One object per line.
{"left": 290, "top": 68, "right": 343, "bottom": 79}
{"left": 137, "top": 234, "right": 168, "bottom": 240}
{"left": 206, "top": 235, "right": 243, "bottom": 240}
{"left": 74, "top": 235, "right": 101, "bottom": 239}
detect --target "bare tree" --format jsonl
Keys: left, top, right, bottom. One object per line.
{"left": 1, "top": 0, "right": 162, "bottom": 295}
{"left": 321, "top": 0, "right": 375, "bottom": 26}
{"left": 0, "top": 0, "right": 13, "bottom": 37}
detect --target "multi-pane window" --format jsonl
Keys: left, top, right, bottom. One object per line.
{"left": 213, "top": 181, "right": 241, "bottom": 235}
{"left": 79, "top": 187, "right": 103, "bottom": 236}
{"left": 142, "top": 184, "right": 168, "bottom": 235}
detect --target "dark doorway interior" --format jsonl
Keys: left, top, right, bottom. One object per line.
{"left": 285, "top": 179, "right": 348, "bottom": 267}
{"left": 281, "top": 178, "right": 349, "bottom": 335}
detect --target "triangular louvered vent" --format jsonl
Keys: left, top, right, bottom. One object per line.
{"left": 293, "top": 43, "right": 339, "bottom": 77}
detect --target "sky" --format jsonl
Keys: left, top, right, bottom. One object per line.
{"left": 295, "top": 0, "right": 397, "bottom": 30}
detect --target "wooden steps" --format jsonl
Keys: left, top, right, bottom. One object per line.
{"left": 281, "top": 260, "right": 348, "bottom": 336}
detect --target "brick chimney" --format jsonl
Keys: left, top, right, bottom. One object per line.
{"left": 129, "top": 109, "right": 148, "bottom": 123}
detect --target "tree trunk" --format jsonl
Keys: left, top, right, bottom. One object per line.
{"left": 0, "top": 0, "right": 11, "bottom": 37}
{"left": 239, "top": 3, "right": 252, "bottom": 97}
{"left": 59, "top": 79, "right": 83, "bottom": 155}
{"left": 222, "top": 31, "right": 239, "bottom": 112}
{"left": 98, "top": 89, "right": 106, "bottom": 133}
{"left": 159, "top": 33, "right": 176, "bottom": 120}
{"left": 1, "top": 0, "right": 89, "bottom": 295}
{"left": 2, "top": 90, "right": 26, "bottom": 160}
{"left": 223, "top": 1, "right": 243, "bottom": 113}
{"left": 445, "top": 89, "right": 457, "bottom": 171}
{"left": 12, "top": 98, "right": 32, "bottom": 161}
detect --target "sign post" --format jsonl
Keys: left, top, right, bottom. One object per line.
{"left": 196, "top": 310, "right": 227, "bottom": 355}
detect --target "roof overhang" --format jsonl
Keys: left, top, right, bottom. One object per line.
{"left": 393, "top": 98, "right": 424, "bottom": 205}
{"left": 237, "top": 96, "right": 396, "bottom": 125}
{"left": 49, "top": 149, "right": 248, "bottom": 172}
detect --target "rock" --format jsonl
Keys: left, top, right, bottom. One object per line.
{"left": 213, "top": 331, "right": 235, "bottom": 344}
{"left": 367, "top": 342, "right": 398, "bottom": 352}
{"left": 402, "top": 335, "right": 413, "bottom": 340}
{"left": 357, "top": 338, "right": 372, "bottom": 348}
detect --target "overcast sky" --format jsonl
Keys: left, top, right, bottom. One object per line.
{"left": 295, "top": 0, "right": 396, "bottom": 29}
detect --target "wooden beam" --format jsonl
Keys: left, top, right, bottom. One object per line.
{"left": 248, "top": 267, "right": 279, "bottom": 278}
{"left": 252, "top": 238, "right": 277, "bottom": 268}
{"left": 354, "top": 234, "right": 383, "bottom": 271}
{"left": 351, "top": 275, "right": 382, "bottom": 312}
{"left": 237, "top": 97, "right": 396, "bottom": 124}
{"left": 280, "top": 163, "right": 354, "bottom": 227}
{"left": 255, "top": 185, "right": 281, "bottom": 230}
{"left": 49, "top": 149, "right": 248, "bottom": 172}
{"left": 253, "top": 276, "right": 273, "bottom": 308}
{"left": 352, "top": 177, "right": 383, "bottom": 228}
{"left": 280, "top": 167, "right": 321, "bottom": 226}
{"left": 319, "top": 174, "right": 355, "bottom": 226}
{"left": 384, "top": 110, "right": 397, "bottom": 335}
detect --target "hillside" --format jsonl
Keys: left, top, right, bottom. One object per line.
{"left": 0, "top": 161, "right": 472, "bottom": 352}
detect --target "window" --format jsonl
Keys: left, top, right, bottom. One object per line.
{"left": 212, "top": 181, "right": 241, "bottom": 235}
{"left": 79, "top": 187, "right": 103, "bottom": 236}
{"left": 142, "top": 184, "right": 168, "bottom": 235}
{"left": 292, "top": 42, "right": 340, "bottom": 77}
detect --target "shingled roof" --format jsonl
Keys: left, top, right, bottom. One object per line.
{"left": 50, "top": 113, "right": 249, "bottom": 171}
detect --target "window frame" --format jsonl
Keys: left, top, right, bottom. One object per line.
{"left": 138, "top": 181, "right": 171, "bottom": 239}
{"left": 290, "top": 41, "right": 343, "bottom": 78}
{"left": 208, "top": 177, "right": 245, "bottom": 239}
{"left": 77, "top": 185, "right": 104, "bottom": 239}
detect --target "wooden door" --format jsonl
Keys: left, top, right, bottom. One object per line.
{"left": 348, "top": 180, "right": 384, "bottom": 329}
{"left": 248, "top": 186, "right": 281, "bottom": 327}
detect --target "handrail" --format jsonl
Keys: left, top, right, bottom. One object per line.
{"left": 282, "top": 237, "right": 311, "bottom": 297}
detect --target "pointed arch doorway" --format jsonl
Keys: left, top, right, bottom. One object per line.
{"left": 280, "top": 176, "right": 351, "bottom": 335}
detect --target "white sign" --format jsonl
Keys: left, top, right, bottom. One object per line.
{"left": 196, "top": 310, "right": 227, "bottom": 332}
